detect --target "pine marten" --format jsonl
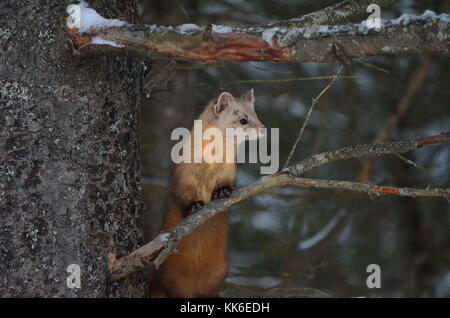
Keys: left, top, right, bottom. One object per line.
{"left": 149, "top": 90, "right": 265, "bottom": 298}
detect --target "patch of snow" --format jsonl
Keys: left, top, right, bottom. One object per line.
{"left": 427, "top": 10, "right": 450, "bottom": 22}
{"left": 292, "top": 10, "right": 450, "bottom": 40}
{"left": 287, "top": 99, "right": 306, "bottom": 118}
{"left": 390, "top": 10, "right": 450, "bottom": 25}
{"left": 278, "top": 9, "right": 449, "bottom": 43}
{"left": 91, "top": 36, "right": 124, "bottom": 48}
{"left": 157, "top": 232, "right": 171, "bottom": 242}
{"left": 421, "top": 10, "right": 439, "bottom": 19}
{"left": 176, "top": 23, "right": 201, "bottom": 34}
{"left": 67, "top": 0, "right": 129, "bottom": 33}
{"left": 392, "top": 13, "right": 417, "bottom": 25}
{"left": 147, "top": 24, "right": 158, "bottom": 32}
{"left": 297, "top": 209, "right": 346, "bottom": 251}
{"left": 261, "top": 28, "right": 278, "bottom": 46}
{"left": 212, "top": 24, "right": 235, "bottom": 33}
{"left": 356, "top": 23, "right": 370, "bottom": 34}
{"left": 251, "top": 211, "right": 282, "bottom": 233}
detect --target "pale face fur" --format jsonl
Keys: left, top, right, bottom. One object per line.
{"left": 200, "top": 89, "right": 265, "bottom": 142}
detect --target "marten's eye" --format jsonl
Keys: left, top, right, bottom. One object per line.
{"left": 240, "top": 118, "right": 248, "bottom": 125}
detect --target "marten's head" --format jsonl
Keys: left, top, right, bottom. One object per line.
{"left": 203, "top": 90, "right": 265, "bottom": 142}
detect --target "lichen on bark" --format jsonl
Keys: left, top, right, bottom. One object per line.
{"left": 0, "top": 0, "right": 147, "bottom": 297}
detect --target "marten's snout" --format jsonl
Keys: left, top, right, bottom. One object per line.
{"left": 253, "top": 118, "right": 266, "bottom": 138}
{"left": 245, "top": 120, "right": 266, "bottom": 140}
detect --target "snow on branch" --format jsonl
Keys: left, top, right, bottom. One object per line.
{"left": 66, "top": 1, "right": 449, "bottom": 63}
{"left": 109, "top": 132, "right": 450, "bottom": 281}
{"left": 267, "top": 0, "right": 397, "bottom": 28}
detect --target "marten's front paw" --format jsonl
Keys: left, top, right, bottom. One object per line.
{"left": 212, "top": 185, "right": 233, "bottom": 200}
{"left": 184, "top": 200, "right": 205, "bottom": 217}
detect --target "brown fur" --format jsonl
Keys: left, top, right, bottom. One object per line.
{"left": 149, "top": 90, "right": 264, "bottom": 298}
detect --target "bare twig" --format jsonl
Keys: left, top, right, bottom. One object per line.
{"left": 219, "top": 75, "right": 353, "bottom": 87}
{"left": 249, "top": 63, "right": 294, "bottom": 75}
{"left": 393, "top": 153, "right": 427, "bottom": 172}
{"left": 109, "top": 132, "right": 449, "bottom": 281}
{"left": 291, "top": 177, "right": 449, "bottom": 198}
{"left": 359, "top": 54, "right": 434, "bottom": 182}
{"left": 143, "top": 60, "right": 177, "bottom": 96}
{"left": 374, "top": 55, "right": 434, "bottom": 144}
{"left": 283, "top": 65, "right": 343, "bottom": 169}
{"left": 151, "top": 75, "right": 356, "bottom": 93}
{"left": 108, "top": 233, "right": 171, "bottom": 281}
{"left": 354, "top": 59, "right": 390, "bottom": 74}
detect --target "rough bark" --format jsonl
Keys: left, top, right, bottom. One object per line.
{"left": 0, "top": 0, "right": 146, "bottom": 297}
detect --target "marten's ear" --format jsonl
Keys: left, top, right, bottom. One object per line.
{"left": 241, "top": 89, "right": 255, "bottom": 105}
{"left": 214, "top": 92, "right": 234, "bottom": 116}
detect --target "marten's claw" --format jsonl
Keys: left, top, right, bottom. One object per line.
{"left": 212, "top": 185, "right": 233, "bottom": 200}
{"left": 184, "top": 200, "right": 205, "bottom": 217}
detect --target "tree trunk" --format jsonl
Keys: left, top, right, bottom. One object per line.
{"left": 0, "top": 0, "right": 146, "bottom": 297}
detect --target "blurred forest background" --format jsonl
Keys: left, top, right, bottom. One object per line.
{"left": 138, "top": 0, "right": 450, "bottom": 297}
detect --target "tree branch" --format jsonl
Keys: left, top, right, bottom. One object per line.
{"left": 267, "top": 0, "right": 397, "bottom": 28}
{"left": 291, "top": 177, "right": 450, "bottom": 198}
{"left": 108, "top": 233, "right": 171, "bottom": 281}
{"left": 67, "top": 3, "right": 449, "bottom": 63}
{"left": 109, "top": 132, "right": 449, "bottom": 281}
